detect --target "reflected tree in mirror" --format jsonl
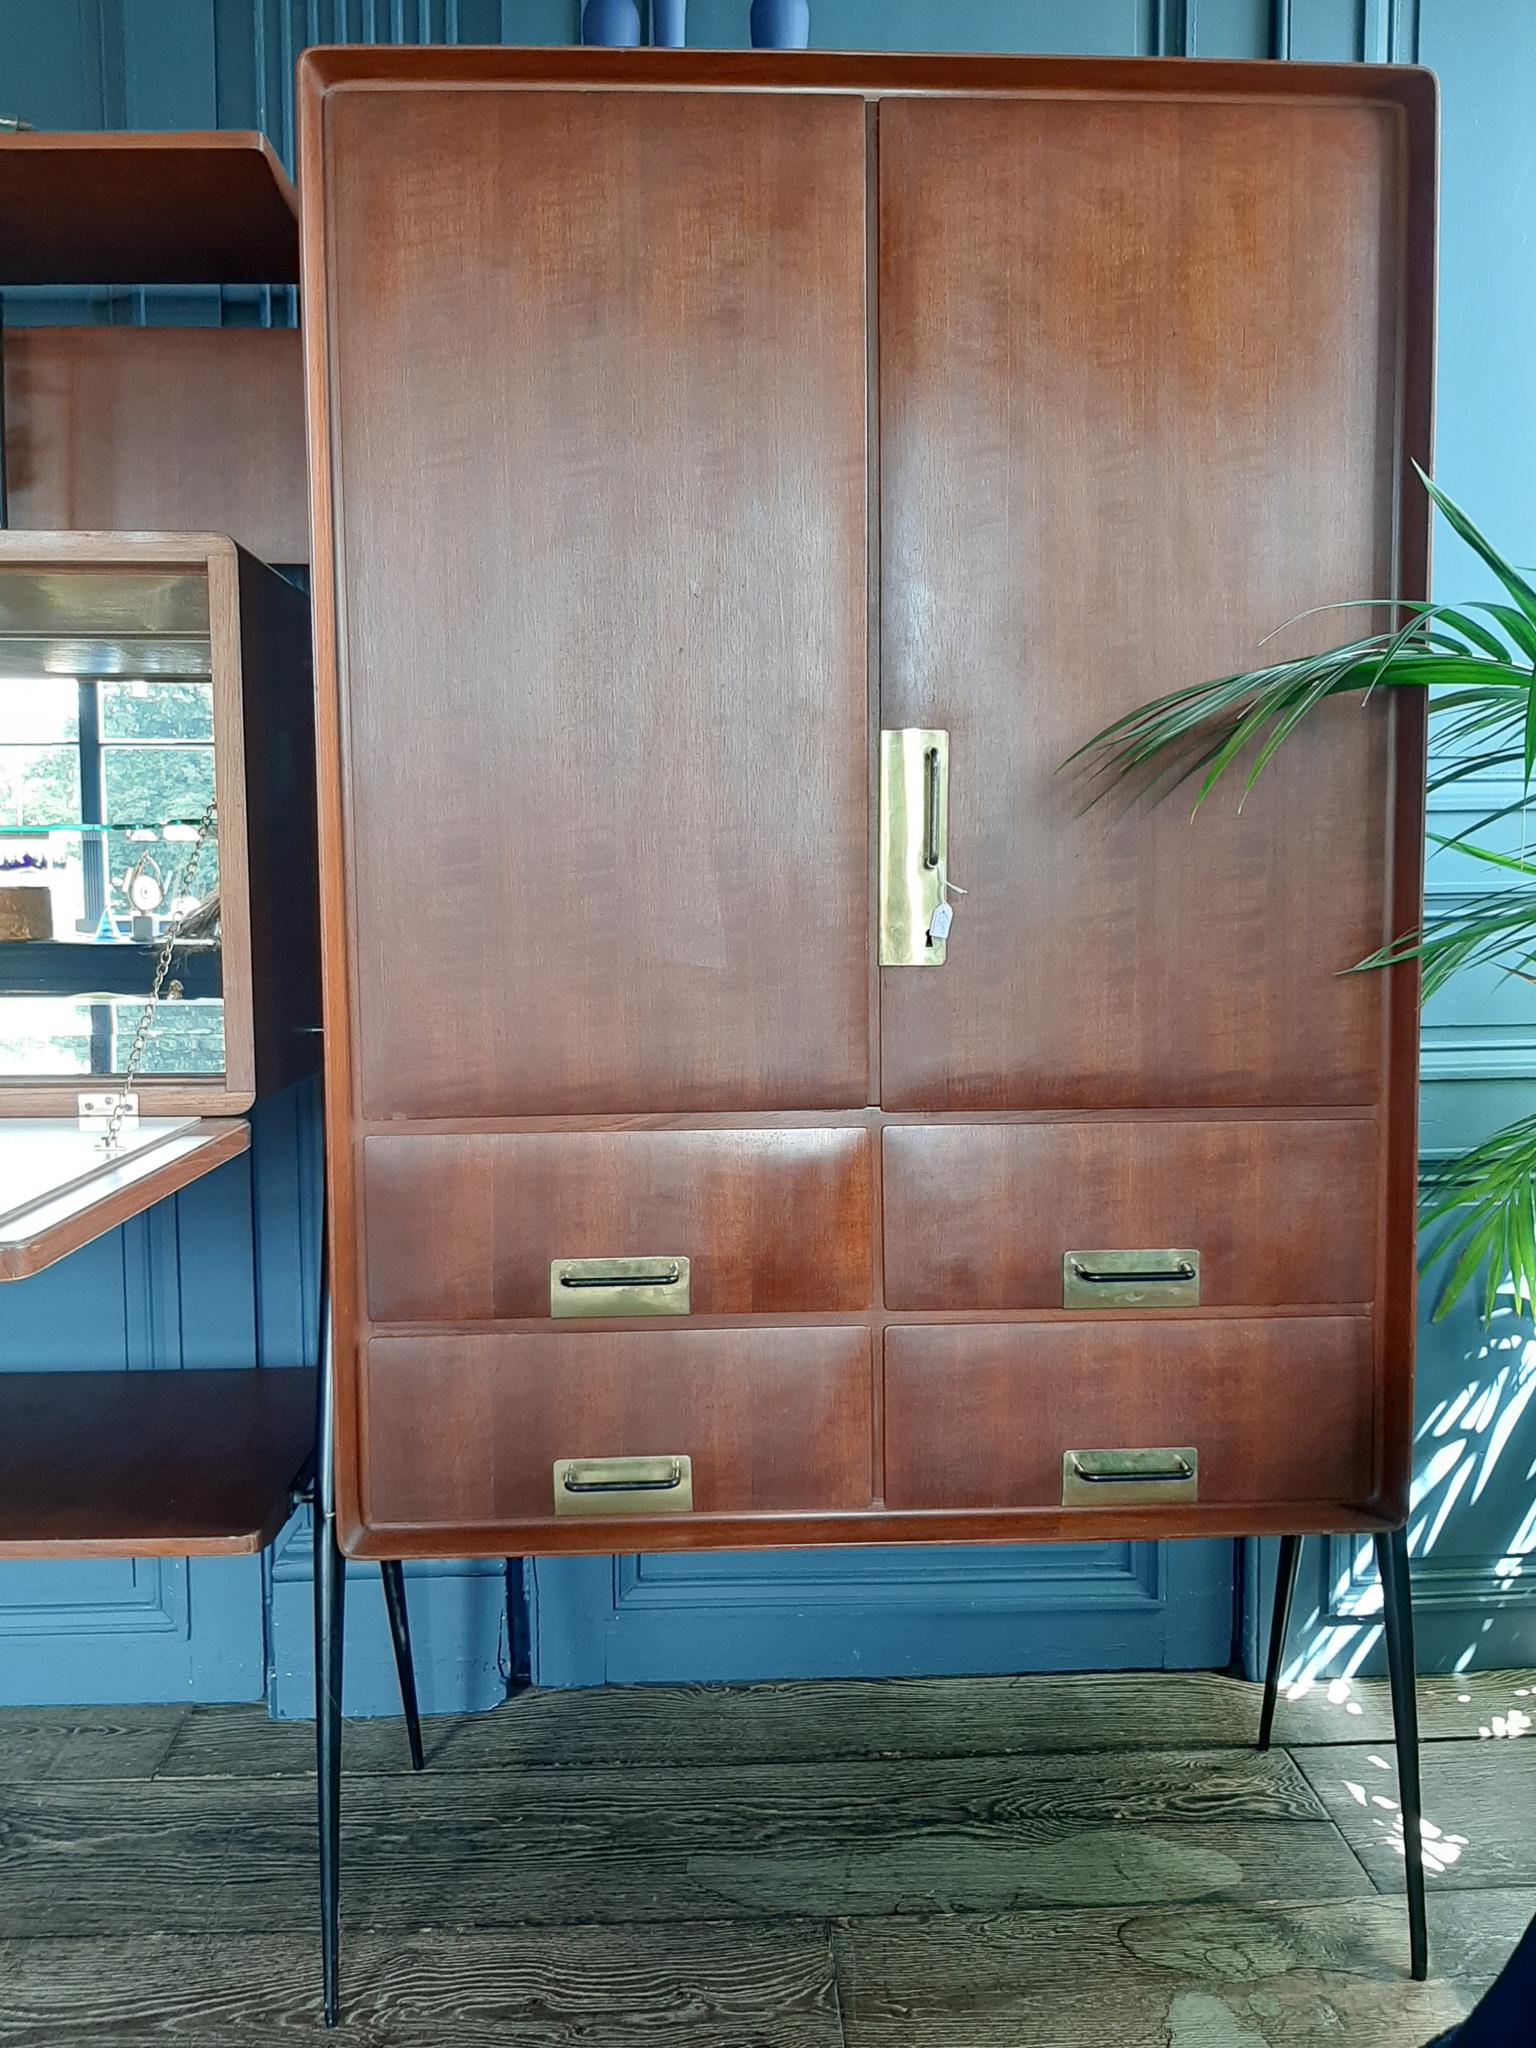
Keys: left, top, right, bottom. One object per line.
{"left": 0, "top": 670, "right": 222, "bottom": 1079}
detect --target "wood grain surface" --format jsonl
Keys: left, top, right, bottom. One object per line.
{"left": 3, "top": 327, "right": 307, "bottom": 564}
{"left": 878, "top": 92, "right": 1406, "bottom": 1113}
{"left": 137, "top": 1668, "right": 1535, "bottom": 1780}
{"left": 0, "top": 1925, "right": 845, "bottom": 2046}
{"left": 362, "top": 1328, "right": 873, "bottom": 1527}
{"left": 1297, "top": 1738, "right": 1536, "bottom": 1893}
{"left": 364, "top": 1127, "right": 872, "bottom": 1320}
{"left": 833, "top": 1897, "right": 1508, "bottom": 2046}
{"left": 0, "top": 1665, "right": 1526, "bottom": 2045}
{"left": 882, "top": 1116, "right": 1378, "bottom": 1309}
{"left": 0, "top": 1757, "right": 1367, "bottom": 1934}
{"left": 321, "top": 87, "right": 869, "bottom": 1118}
{"left": 883, "top": 1318, "right": 1375, "bottom": 1511}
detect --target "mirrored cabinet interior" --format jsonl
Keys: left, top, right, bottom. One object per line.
{"left": 0, "top": 532, "right": 316, "bottom": 1118}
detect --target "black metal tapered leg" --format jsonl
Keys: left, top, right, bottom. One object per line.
{"left": 1377, "top": 1524, "right": 1428, "bottom": 1981}
{"left": 506, "top": 1558, "right": 533, "bottom": 1696}
{"left": 315, "top": 1500, "right": 345, "bottom": 2027}
{"left": 1258, "top": 1533, "right": 1302, "bottom": 1752}
{"left": 312, "top": 1248, "right": 346, "bottom": 2031}
{"left": 380, "top": 1560, "right": 425, "bottom": 1771}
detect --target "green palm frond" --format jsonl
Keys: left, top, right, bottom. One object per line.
{"left": 1063, "top": 473, "right": 1536, "bottom": 1322}
{"left": 1066, "top": 474, "right": 1536, "bottom": 813}
{"left": 1421, "top": 1115, "right": 1536, "bottom": 1322}
{"left": 1358, "top": 887, "right": 1536, "bottom": 999}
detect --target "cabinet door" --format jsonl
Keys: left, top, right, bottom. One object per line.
{"left": 322, "top": 89, "right": 869, "bottom": 1116}
{"left": 878, "top": 96, "right": 1404, "bottom": 1111}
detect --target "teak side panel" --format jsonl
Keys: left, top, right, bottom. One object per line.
{"left": 322, "top": 87, "right": 870, "bottom": 1117}
{"left": 884, "top": 1319, "right": 1377, "bottom": 1513}
{"left": 362, "top": 1328, "right": 874, "bottom": 1528}
{"left": 883, "top": 1117, "right": 1378, "bottom": 1311}
{"left": 3, "top": 328, "right": 308, "bottom": 566}
{"left": 878, "top": 95, "right": 1407, "bottom": 1111}
{"left": 365, "top": 1127, "right": 872, "bottom": 1321}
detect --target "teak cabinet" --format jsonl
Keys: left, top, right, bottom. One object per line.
{"left": 301, "top": 49, "right": 1434, "bottom": 1562}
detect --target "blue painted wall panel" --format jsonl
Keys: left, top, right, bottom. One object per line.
{"left": 532, "top": 1543, "right": 1234, "bottom": 1687}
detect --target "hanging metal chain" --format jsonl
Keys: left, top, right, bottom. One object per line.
{"left": 99, "top": 796, "right": 218, "bottom": 1154}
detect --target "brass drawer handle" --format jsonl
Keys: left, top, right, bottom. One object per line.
{"left": 1068, "top": 1259, "right": 1195, "bottom": 1287}
{"left": 553, "top": 1455, "right": 694, "bottom": 1516}
{"left": 550, "top": 1256, "right": 691, "bottom": 1318}
{"left": 559, "top": 1263, "right": 682, "bottom": 1290}
{"left": 1062, "top": 1447, "right": 1199, "bottom": 1506}
{"left": 1062, "top": 1249, "right": 1200, "bottom": 1309}
{"left": 1069, "top": 1451, "right": 1194, "bottom": 1483}
{"left": 561, "top": 1456, "right": 685, "bottom": 1493}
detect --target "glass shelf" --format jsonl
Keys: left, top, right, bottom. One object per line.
{"left": 0, "top": 821, "right": 206, "bottom": 837}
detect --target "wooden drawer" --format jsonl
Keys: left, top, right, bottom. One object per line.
{"left": 882, "top": 1118, "right": 1376, "bottom": 1311}
{"left": 364, "top": 1128, "right": 871, "bottom": 1321}
{"left": 883, "top": 1319, "right": 1375, "bottom": 1511}
{"left": 362, "top": 1327, "right": 874, "bottom": 1526}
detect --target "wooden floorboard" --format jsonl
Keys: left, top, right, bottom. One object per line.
{"left": 152, "top": 1668, "right": 1536, "bottom": 1778}
{"left": 833, "top": 1889, "right": 1536, "bottom": 2046}
{"left": 1295, "top": 1733, "right": 1536, "bottom": 1893}
{"left": 2, "top": 1748, "right": 1366, "bottom": 1936}
{"left": 1, "top": 1674, "right": 1531, "bottom": 2042}
{"left": 0, "top": 1925, "right": 845, "bottom": 2046}
{"left": 0, "top": 1705, "right": 187, "bottom": 1783}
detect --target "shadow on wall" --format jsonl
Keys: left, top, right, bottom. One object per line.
{"left": 1283, "top": 1287, "right": 1536, "bottom": 1692}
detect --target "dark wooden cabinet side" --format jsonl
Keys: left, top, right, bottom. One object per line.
{"left": 235, "top": 545, "right": 320, "bottom": 1102}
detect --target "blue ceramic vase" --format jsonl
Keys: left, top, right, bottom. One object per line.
{"left": 582, "top": 0, "right": 642, "bottom": 45}
{"left": 651, "top": 0, "right": 687, "bottom": 43}
{"left": 750, "top": 0, "right": 810, "bottom": 48}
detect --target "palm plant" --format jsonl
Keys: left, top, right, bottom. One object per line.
{"left": 1067, "top": 468, "right": 1536, "bottom": 1323}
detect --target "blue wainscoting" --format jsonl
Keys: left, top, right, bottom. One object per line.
{"left": 531, "top": 1543, "right": 1234, "bottom": 1687}
{"left": 1, "top": 0, "right": 1532, "bottom": 1707}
